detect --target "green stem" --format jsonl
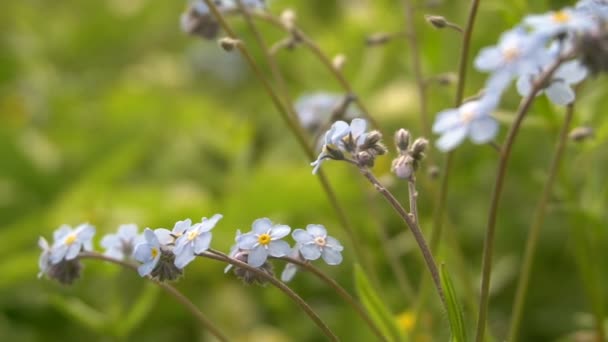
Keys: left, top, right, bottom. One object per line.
{"left": 507, "top": 104, "right": 575, "bottom": 341}
{"left": 278, "top": 256, "right": 389, "bottom": 342}
{"left": 203, "top": 250, "right": 339, "bottom": 341}
{"left": 474, "top": 54, "right": 571, "bottom": 342}
{"left": 78, "top": 252, "right": 229, "bottom": 342}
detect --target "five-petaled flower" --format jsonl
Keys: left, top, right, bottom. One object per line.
{"left": 50, "top": 224, "right": 96, "bottom": 264}
{"left": 173, "top": 214, "right": 222, "bottom": 269}
{"left": 311, "top": 118, "right": 368, "bottom": 174}
{"left": 292, "top": 224, "right": 344, "bottom": 265}
{"left": 133, "top": 228, "right": 163, "bottom": 277}
{"left": 236, "top": 218, "right": 291, "bottom": 267}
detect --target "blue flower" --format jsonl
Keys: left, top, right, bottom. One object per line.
{"left": 310, "top": 118, "right": 368, "bottom": 174}
{"left": 100, "top": 224, "right": 142, "bottom": 260}
{"left": 280, "top": 247, "right": 302, "bottom": 282}
{"left": 524, "top": 8, "right": 594, "bottom": 36}
{"left": 50, "top": 224, "right": 96, "bottom": 264}
{"left": 516, "top": 59, "right": 588, "bottom": 105}
{"left": 133, "top": 228, "right": 163, "bottom": 277}
{"left": 432, "top": 96, "right": 499, "bottom": 152}
{"left": 576, "top": 0, "right": 608, "bottom": 21}
{"left": 173, "top": 214, "right": 222, "bottom": 269}
{"left": 155, "top": 218, "right": 193, "bottom": 246}
{"left": 292, "top": 224, "right": 344, "bottom": 265}
{"left": 236, "top": 218, "right": 291, "bottom": 267}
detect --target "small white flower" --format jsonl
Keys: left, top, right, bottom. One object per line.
{"left": 100, "top": 224, "right": 142, "bottom": 260}
{"left": 292, "top": 224, "right": 344, "bottom": 265}
{"left": 173, "top": 214, "right": 222, "bottom": 269}
{"left": 432, "top": 96, "right": 499, "bottom": 152}
{"left": 50, "top": 224, "right": 96, "bottom": 264}
{"left": 236, "top": 218, "right": 291, "bottom": 267}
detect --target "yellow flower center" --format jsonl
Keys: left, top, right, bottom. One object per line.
{"left": 65, "top": 233, "right": 77, "bottom": 245}
{"left": 151, "top": 247, "right": 159, "bottom": 259}
{"left": 187, "top": 230, "right": 198, "bottom": 241}
{"left": 396, "top": 311, "right": 416, "bottom": 333}
{"left": 552, "top": 10, "right": 570, "bottom": 23}
{"left": 314, "top": 236, "right": 327, "bottom": 247}
{"left": 257, "top": 233, "right": 271, "bottom": 246}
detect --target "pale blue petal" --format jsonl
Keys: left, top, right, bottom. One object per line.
{"left": 133, "top": 244, "right": 150, "bottom": 262}
{"left": 516, "top": 74, "right": 534, "bottom": 98}
{"left": 485, "top": 70, "right": 513, "bottom": 96}
{"left": 322, "top": 248, "right": 343, "bottom": 265}
{"left": 118, "top": 224, "right": 138, "bottom": 239}
{"left": 137, "top": 260, "right": 156, "bottom": 277}
{"left": 281, "top": 263, "right": 298, "bottom": 282}
{"left": 154, "top": 228, "right": 173, "bottom": 245}
{"left": 474, "top": 47, "right": 502, "bottom": 72}
{"left": 173, "top": 219, "right": 192, "bottom": 235}
{"left": 252, "top": 218, "right": 272, "bottom": 234}
{"left": 65, "top": 243, "right": 81, "bottom": 260}
{"left": 53, "top": 225, "right": 72, "bottom": 242}
{"left": 173, "top": 236, "right": 188, "bottom": 255}
{"left": 556, "top": 60, "right": 588, "bottom": 84}
{"left": 292, "top": 229, "right": 313, "bottom": 244}
{"left": 432, "top": 109, "right": 459, "bottom": 133}
{"left": 100, "top": 234, "right": 119, "bottom": 250}
{"left": 237, "top": 233, "right": 258, "bottom": 250}
{"left": 329, "top": 121, "right": 350, "bottom": 144}
{"left": 193, "top": 232, "right": 212, "bottom": 254}
{"left": 349, "top": 118, "right": 367, "bottom": 137}
{"left": 77, "top": 224, "right": 96, "bottom": 241}
{"left": 306, "top": 224, "right": 327, "bottom": 238}
{"left": 199, "top": 214, "right": 222, "bottom": 232}
{"left": 268, "top": 240, "right": 291, "bottom": 257}
{"left": 546, "top": 83, "right": 575, "bottom": 106}
{"left": 325, "top": 236, "right": 344, "bottom": 252}
{"left": 469, "top": 116, "right": 499, "bottom": 144}
{"left": 247, "top": 245, "right": 268, "bottom": 267}
{"left": 174, "top": 246, "right": 195, "bottom": 269}
{"left": 50, "top": 245, "right": 68, "bottom": 264}
{"left": 38, "top": 237, "right": 50, "bottom": 251}
{"left": 270, "top": 224, "right": 291, "bottom": 239}
{"left": 144, "top": 228, "right": 159, "bottom": 246}
{"left": 436, "top": 125, "right": 468, "bottom": 152}
{"left": 300, "top": 244, "right": 322, "bottom": 260}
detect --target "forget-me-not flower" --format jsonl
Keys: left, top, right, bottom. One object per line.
{"left": 516, "top": 59, "right": 588, "bottom": 105}
{"left": 100, "top": 224, "right": 142, "bottom": 260}
{"left": 38, "top": 237, "right": 52, "bottom": 279}
{"left": 295, "top": 92, "right": 358, "bottom": 131}
{"left": 173, "top": 214, "right": 222, "bottom": 269}
{"left": 50, "top": 224, "right": 96, "bottom": 264}
{"left": 292, "top": 224, "right": 344, "bottom": 265}
{"left": 575, "top": 0, "right": 608, "bottom": 21}
{"left": 524, "top": 8, "right": 594, "bottom": 36}
{"left": 133, "top": 228, "right": 163, "bottom": 277}
{"left": 310, "top": 118, "right": 368, "bottom": 174}
{"left": 155, "top": 219, "right": 193, "bottom": 246}
{"left": 432, "top": 96, "right": 499, "bottom": 152}
{"left": 236, "top": 218, "right": 291, "bottom": 267}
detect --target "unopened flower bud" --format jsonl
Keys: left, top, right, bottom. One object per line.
{"left": 325, "top": 144, "right": 345, "bottom": 160}
{"left": 218, "top": 37, "right": 241, "bottom": 51}
{"left": 232, "top": 251, "right": 274, "bottom": 285}
{"left": 364, "top": 130, "right": 383, "bottom": 146}
{"left": 425, "top": 15, "right": 448, "bottom": 29}
{"left": 47, "top": 259, "right": 83, "bottom": 285}
{"left": 357, "top": 150, "right": 375, "bottom": 168}
{"left": 569, "top": 126, "right": 594, "bottom": 142}
{"left": 392, "top": 155, "right": 414, "bottom": 179}
{"left": 333, "top": 54, "right": 347, "bottom": 70}
{"left": 410, "top": 138, "right": 428, "bottom": 160}
{"left": 366, "top": 32, "right": 392, "bottom": 46}
{"left": 395, "top": 129, "right": 411, "bottom": 152}
{"left": 151, "top": 249, "right": 183, "bottom": 282}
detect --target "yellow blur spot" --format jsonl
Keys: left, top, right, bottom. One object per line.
{"left": 396, "top": 311, "right": 416, "bottom": 333}
{"left": 65, "top": 233, "right": 77, "bottom": 245}
{"left": 151, "top": 247, "right": 159, "bottom": 259}
{"left": 552, "top": 11, "right": 570, "bottom": 23}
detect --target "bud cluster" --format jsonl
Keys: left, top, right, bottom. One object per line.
{"left": 391, "top": 129, "right": 429, "bottom": 180}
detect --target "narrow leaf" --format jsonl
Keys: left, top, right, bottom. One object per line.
{"left": 440, "top": 263, "right": 467, "bottom": 342}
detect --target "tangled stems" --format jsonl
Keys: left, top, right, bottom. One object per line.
{"left": 201, "top": 0, "right": 372, "bottom": 277}
{"left": 276, "top": 256, "right": 389, "bottom": 342}
{"left": 474, "top": 53, "right": 573, "bottom": 342}
{"left": 77, "top": 252, "right": 229, "bottom": 342}
{"left": 507, "top": 104, "right": 575, "bottom": 341}
{"left": 201, "top": 250, "right": 339, "bottom": 341}
{"left": 353, "top": 163, "right": 447, "bottom": 309}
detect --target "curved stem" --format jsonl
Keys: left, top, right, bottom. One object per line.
{"left": 78, "top": 252, "right": 229, "bottom": 342}
{"left": 277, "top": 256, "right": 388, "bottom": 342}
{"left": 474, "top": 55, "right": 570, "bottom": 342}
{"left": 357, "top": 166, "right": 446, "bottom": 309}
{"left": 201, "top": 0, "right": 371, "bottom": 274}
{"left": 507, "top": 104, "right": 575, "bottom": 341}
{"left": 202, "top": 250, "right": 339, "bottom": 341}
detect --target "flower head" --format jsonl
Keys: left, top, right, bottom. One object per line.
{"left": 173, "top": 214, "right": 222, "bottom": 269}
{"left": 524, "top": 8, "right": 594, "bottom": 36}
{"left": 432, "top": 96, "right": 499, "bottom": 152}
{"left": 236, "top": 218, "right": 291, "bottom": 267}
{"left": 516, "top": 59, "right": 588, "bottom": 105}
{"left": 154, "top": 219, "right": 193, "bottom": 246}
{"left": 133, "top": 228, "right": 163, "bottom": 277}
{"left": 50, "top": 224, "right": 95, "bottom": 264}
{"left": 100, "top": 224, "right": 142, "bottom": 260}
{"left": 38, "top": 236, "right": 82, "bottom": 284}
{"left": 292, "top": 224, "right": 344, "bottom": 265}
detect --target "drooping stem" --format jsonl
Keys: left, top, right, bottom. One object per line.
{"left": 277, "top": 255, "right": 388, "bottom": 342}
{"left": 507, "top": 104, "right": 575, "bottom": 341}
{"left": 78, "top": 252, "right": 229, "bottom": 342}
{"left": 474, "top": 54, "right": 571, "bottom": 342}
{"left": 201, "top": 0, "right": 371, "bottom": 275}
{"left": 355, "top": 165, "right": 446, "bottom": 309}
{"left": 202, "top": 250, "right": 339, "bottom": 341}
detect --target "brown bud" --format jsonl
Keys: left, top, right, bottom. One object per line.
{"left": 425, "top": 15, "right": 448, "bottom": 29}
{"left": 568, "top": 126, "right": 594, "bottom": 142}
{"left": 395, "top": 129, "right": 411, "bottom": 152}
{"left": 218, "top": 37, "right": 241, "bottom": 51}
{"left": 411, "top": 138, "right": 429, "bottom": 160}
{"left": 332, "top": 54, "right": 347, "bottom": 70}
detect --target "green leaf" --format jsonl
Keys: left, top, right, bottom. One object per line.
{"left": 440, "top": 264, "right": 467, "bottom": 342}
{"left": 354, "top": 264, "right": 405, "bottom": 342}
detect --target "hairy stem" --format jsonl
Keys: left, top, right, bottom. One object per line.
{"left": 507, "top": 104, "right": 574, "bottom": 341}
{"left": 474, "top": 54, "right": 571, "bottom": 342}
{"left": 78, "top": 252, "right": 229, "bottom": 342}
{"left": 203, "top": 250, "right": 338, "bottom": 341}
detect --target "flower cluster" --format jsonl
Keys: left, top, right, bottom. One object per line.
{"left": 224, "top": 219, "right": 344, "bottom": 284}
{"left": 433, "top": 0, "right": 607, "bottom": 152}
{"left": 310, "top": 118, "right": 387, "bottom": 174}
{"left": 180, "top": 0, "right": 266, "bottom": 39}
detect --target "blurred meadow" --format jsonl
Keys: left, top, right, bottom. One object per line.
{"left": 1, "top": 0, "right": 608, "bottom": 341}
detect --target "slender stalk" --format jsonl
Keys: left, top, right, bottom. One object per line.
{"left": 202, "top": 250, "right": 339, "bottom": 341}
{"left": 402, "top": 0, "right": 431, "bottom": 140}
{"left": 474, "top": 54, "right": 571, "bottom": 342}
{"left": 507, "top": 104, "right": 575, "bottom": 341}
{"left": 355, "top": 165, "right": 446, "bottom": 308}
{"left": 408, "top": 177, "right": 419, "bottom": 224}
{"left": 78, "top": 252, "right": 229, "bottom": 342}
{"left": 277, "top": 255, "right": 389, "bottom": 342}
{"left": 201, "top": 0, "right": 371, "bottom": 274}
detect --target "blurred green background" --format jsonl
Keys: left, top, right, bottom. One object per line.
{"left": 1, "top": 0, "right": 607, "bottom": 341}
